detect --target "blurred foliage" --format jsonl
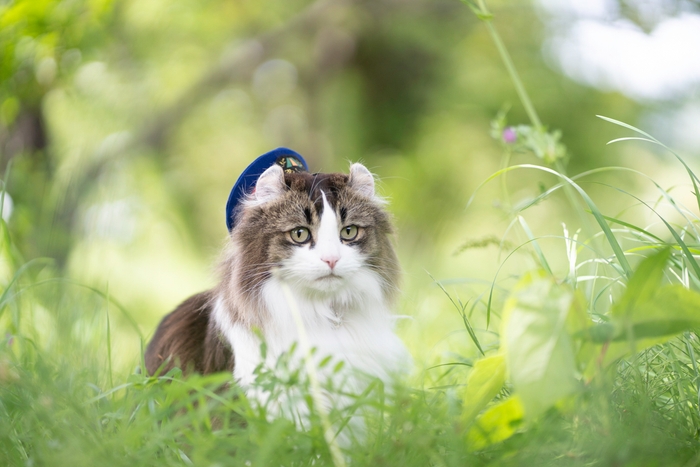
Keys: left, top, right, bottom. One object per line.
{"left": 0, "top": 0, "right": 114, "bottom": 265}
{"left": 0, "top": 0, "right": 113, "bottom": 109}
{"left": 0, "top": 0, "right": 697, "bottom": 383}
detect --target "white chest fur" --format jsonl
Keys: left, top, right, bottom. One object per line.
{"left": 216, "top": 277, "right": 411, "bottom": 393}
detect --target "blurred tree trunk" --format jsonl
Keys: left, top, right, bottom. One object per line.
{"left": 1, "top": 108, "right": 48, "bottom": 167}
{"left": 0, "top": 106, "right": 64, "bottom": 265}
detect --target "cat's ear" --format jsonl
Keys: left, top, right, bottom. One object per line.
{"left": 348, "top": 163, "right": 375, "bottom": 198}
{"left": 255, "top": 165, "right": 286, "bottom": 203}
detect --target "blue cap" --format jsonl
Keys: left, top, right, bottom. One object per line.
{"left": 225, "top": 147, "right": 309, "bottom": 231}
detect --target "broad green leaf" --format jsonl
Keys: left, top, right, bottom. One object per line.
{"left": 502, "top": 271, "right": 583, "bottom": 419}
{"left": 460, "top": 353, "right": 506, "bottom": 425}
{"left": 579, "top": 249, "right": 700, "bottom": 374}
{"left": 630, "top": 285, "right": 700, "bottom": 337}
{"left": 581, "top": 285, "right": 700, "bottom": 344}
{"left": 612, "top": 247, "right": 671, "bottom": 318}
{"left": 467, "top": 396, "right": 524, "bottom": 450}
{"left": 576, "top": 322, "right": 617, "bottom": 343}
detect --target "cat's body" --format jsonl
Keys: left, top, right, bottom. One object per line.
{"left": 145, "top": 162, "right": 411, "bottom": 411}
{"left": 144, "top": 290, "right": 232, "bottom": 375}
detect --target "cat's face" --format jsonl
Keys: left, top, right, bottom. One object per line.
{"left": 230, "top": 163, "right": 398, "bottom": 303}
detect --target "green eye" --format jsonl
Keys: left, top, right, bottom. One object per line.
{"left": 290, "top": 227, "right": 311, "bottom": 244}
{"left": 340, "top": 225, "right": 359, "bottom": 241}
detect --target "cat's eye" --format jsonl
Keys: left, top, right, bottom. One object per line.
{"left": 340, "top": 225, "right": 359, "bottom": 241}
{"left": 289, "top": 227, "right": 311, "bottom": 244}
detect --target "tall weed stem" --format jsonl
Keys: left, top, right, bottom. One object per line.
{"left": 470, "top": 1, "right": 599, "bottom": 246}
{"left": 483, "top": 21, "right": 543, "bottom": 130}
{"left": 468, "top": 0, "right": 542, "bottom": 129}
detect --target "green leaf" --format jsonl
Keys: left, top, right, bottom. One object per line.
{"left": 467, "top": 396, "right": 524, "bottom": 450}
{"left": 581, "top": 286, "right": 700, "bottom": 344}
{"left": 460, "top": 353, "right": 506, "bottom": 425}
{"left": 502, "top": 271, "right": 583, "bottom": 419}
{"left": 579, "top": 249, "right": 700, "bottom": 372}
{"left": 629, "top": 285, "right": 700, "bottom": 337}
{"left": 612, "top": 248, "right": 671, "bottom": 319}
{"left": 575, "top": 322, "right": 617, "bottom": 343}
{"left": 514, "top": 126, "right": 567, "bottom": 164}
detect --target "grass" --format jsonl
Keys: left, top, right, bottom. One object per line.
{"left": 2, "top": 306, "right": 699, "bottom": 467}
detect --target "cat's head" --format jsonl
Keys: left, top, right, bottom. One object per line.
{"left": 225, "top": 163, "right": 399, "bottom": 308}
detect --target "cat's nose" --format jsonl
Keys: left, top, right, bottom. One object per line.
{"left": 322, "top": 256, "right": 339, "bottom": 270}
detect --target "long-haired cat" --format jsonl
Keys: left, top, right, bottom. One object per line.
{"left": 145, "top": 151, "right": 411, "bottom": 422}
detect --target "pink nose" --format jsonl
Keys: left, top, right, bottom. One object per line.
{"left": 322, "top": 257, "right": 339, "bottom": 270}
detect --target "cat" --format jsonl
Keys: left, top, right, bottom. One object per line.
{"left": 144, "top": 153, "right": 411, "bottom": 422}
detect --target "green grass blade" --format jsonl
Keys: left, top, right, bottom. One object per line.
{"left": 517, "top": 216, "right": 553, "bottom": 275}
{"left": 518, "top": 165, "right": 700, "bottom": 255}
{"left": 484, "top": 234, "right": 617, "bottom": 329}
{"left": 0, "top": 258, "right": 53, "bottom": 320}
{"left": 607, "top": 137, "right": 658, "bottom": 145}
{"left": 429, "top": 272, "right": 485, "bottom": 356}
{"left": 0, "top": 277, "right": 144, "bottom": 340}
{"left": 523, "top": 165, "right": 633, "bottom": 277}
{"left": 591, "top": 171, "right": 700, "bottom": 239}
{"left": 105, "top": 284, "right": 114, "bottom": 392}
{"left": 597, "top": 115, "right": 659, "bottom": 141}
{"left": 599, "top": 214, "right": 665, "bottom": 244}
{"left": 598, "top": 115, "right": 700, "bottom": 214}
{"left": 471, "top": 164, "right": 643, "bottom": 277}
{"left": 609, "top": 188, "right": 700, "bottom": 279}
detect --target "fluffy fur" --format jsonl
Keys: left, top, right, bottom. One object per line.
{"left": 145, "top": 163, "right": 411, "bottom": 416}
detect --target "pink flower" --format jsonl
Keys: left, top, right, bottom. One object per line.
{"left": 502, "top": 127, "right": 517, "bottom": 144}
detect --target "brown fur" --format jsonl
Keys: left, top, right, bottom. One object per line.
{"left": 144, "top": 291, "right": 233, "bottom": 375}
{"left": 145, "top": 169, "right": 399, "bottom": 376}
